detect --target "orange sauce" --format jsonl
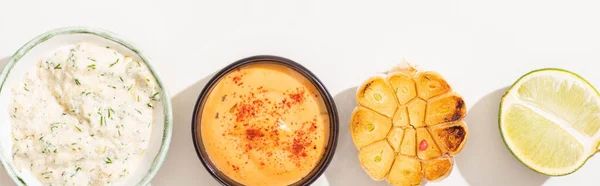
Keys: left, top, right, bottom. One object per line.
{"left": 200, "top": 63, "right": 329, "bottom": 185}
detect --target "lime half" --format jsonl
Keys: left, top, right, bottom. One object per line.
{"left": 500, "top": 68, "right": 600, "bottom": 176}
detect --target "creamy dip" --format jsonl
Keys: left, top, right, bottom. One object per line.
{"left": 9, "top": 43, "right": 160, "bottom": 186}
{"left": 200, "top": 63, "right": 329, "bottom": 186}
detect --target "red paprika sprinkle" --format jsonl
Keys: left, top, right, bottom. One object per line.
{"left": 246, "top": 128, "right": 264, "bottom": 140}
{"left": 232, "top": 76, "right": 241, "bottom": 84}
{"left": 222, "top": 76, "right": 319, "bottom": 169}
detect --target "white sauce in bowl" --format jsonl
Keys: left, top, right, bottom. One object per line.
{"left": 9, "top": 43, "right": 160, "bottom": 185}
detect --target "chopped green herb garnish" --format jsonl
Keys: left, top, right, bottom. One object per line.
{"left": 118, "top": 130, "right": 121, "bottom": 136}
{"left": 17, "top": 176, "right": 26, "bottom": 185}
{"left": 135, "top": 109, "right": 142, "bottom": 114}
{"left": 24, "top": 83, "right": 29, "bottom": 91}
{"left": 136, "top": 61, "right": 141, "bottom": 67}
{"left": 39, "top": 137, "right": 43, "bottom": 141}
{"left": 87, "top": 64, "right": 96, "bottom": 70}
{"left": 137, "top": 95, "right": 141, "bottom": 102}
{"left": 54, "top": 63, "right": 62, "bottom": 69}
{"left": 150, "top": 92, "right": 160, "bottom": 101}
{"left": 127, "top": 85, "right": 133, "bottom": 91}
{"left": 146, "top": 78, "right": 150, "bottom": 82}
{"left": 53, "top": 149, "right": 57, "bottom": 153}
{"left": 100, "top": 116, "right": 104, "bottom": 126}
{"left": 76, "top": 167, "right": 81, "bottom": 172}
{"left": 50, "top": 125, "right": 58, "bottom": 132}
{"left": 105, "top": 46, "right": 110, "bottom": 49}
{"left": 90, "top": 134, "right": 95, "bottom": 137}
{"left": 108, "top": 108, "right": 115, "bottom": 118}
{"left": 87, "top": 57, "right": 96, "bottom": 62}
{"left": 109, "top": 85, "right": 117, "bottom": 89}
{"left": 75, "top": 126, "right": 82, "bottom": 132}
{"left": 104, "top": 157, "right": 113, "bottom": 164}
{"left": 147, "top": 103, "right": 152, "bottom": 108}
{"left": 75, "top": 79, "right": 81, "bottom": 85}
{"left": 110, "top": 59, "right": 120, "bottom": 67}
{"left": 119, "top": 76, "right": 124, "bottom": 82}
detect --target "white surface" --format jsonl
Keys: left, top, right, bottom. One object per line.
{"left": 1, "top": 0, "right": 600, "bottom": 185}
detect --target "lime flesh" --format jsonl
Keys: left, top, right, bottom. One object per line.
{"left": 500, "top": 68, "right": 600, "bottom": 176}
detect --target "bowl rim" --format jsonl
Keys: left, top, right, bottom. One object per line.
{"left": 191, "top": 55, "right": 339, "bottom": 186}
{"left": 0, "top": 26, "right": 173, "bottom": 186}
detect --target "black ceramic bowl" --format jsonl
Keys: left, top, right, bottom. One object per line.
{"left": 191, "top": 55, "right": 339, "bottom": 186}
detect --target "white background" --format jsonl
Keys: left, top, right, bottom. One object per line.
{"left": 1, "top": 0, "right": 600, "bottom": 185}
